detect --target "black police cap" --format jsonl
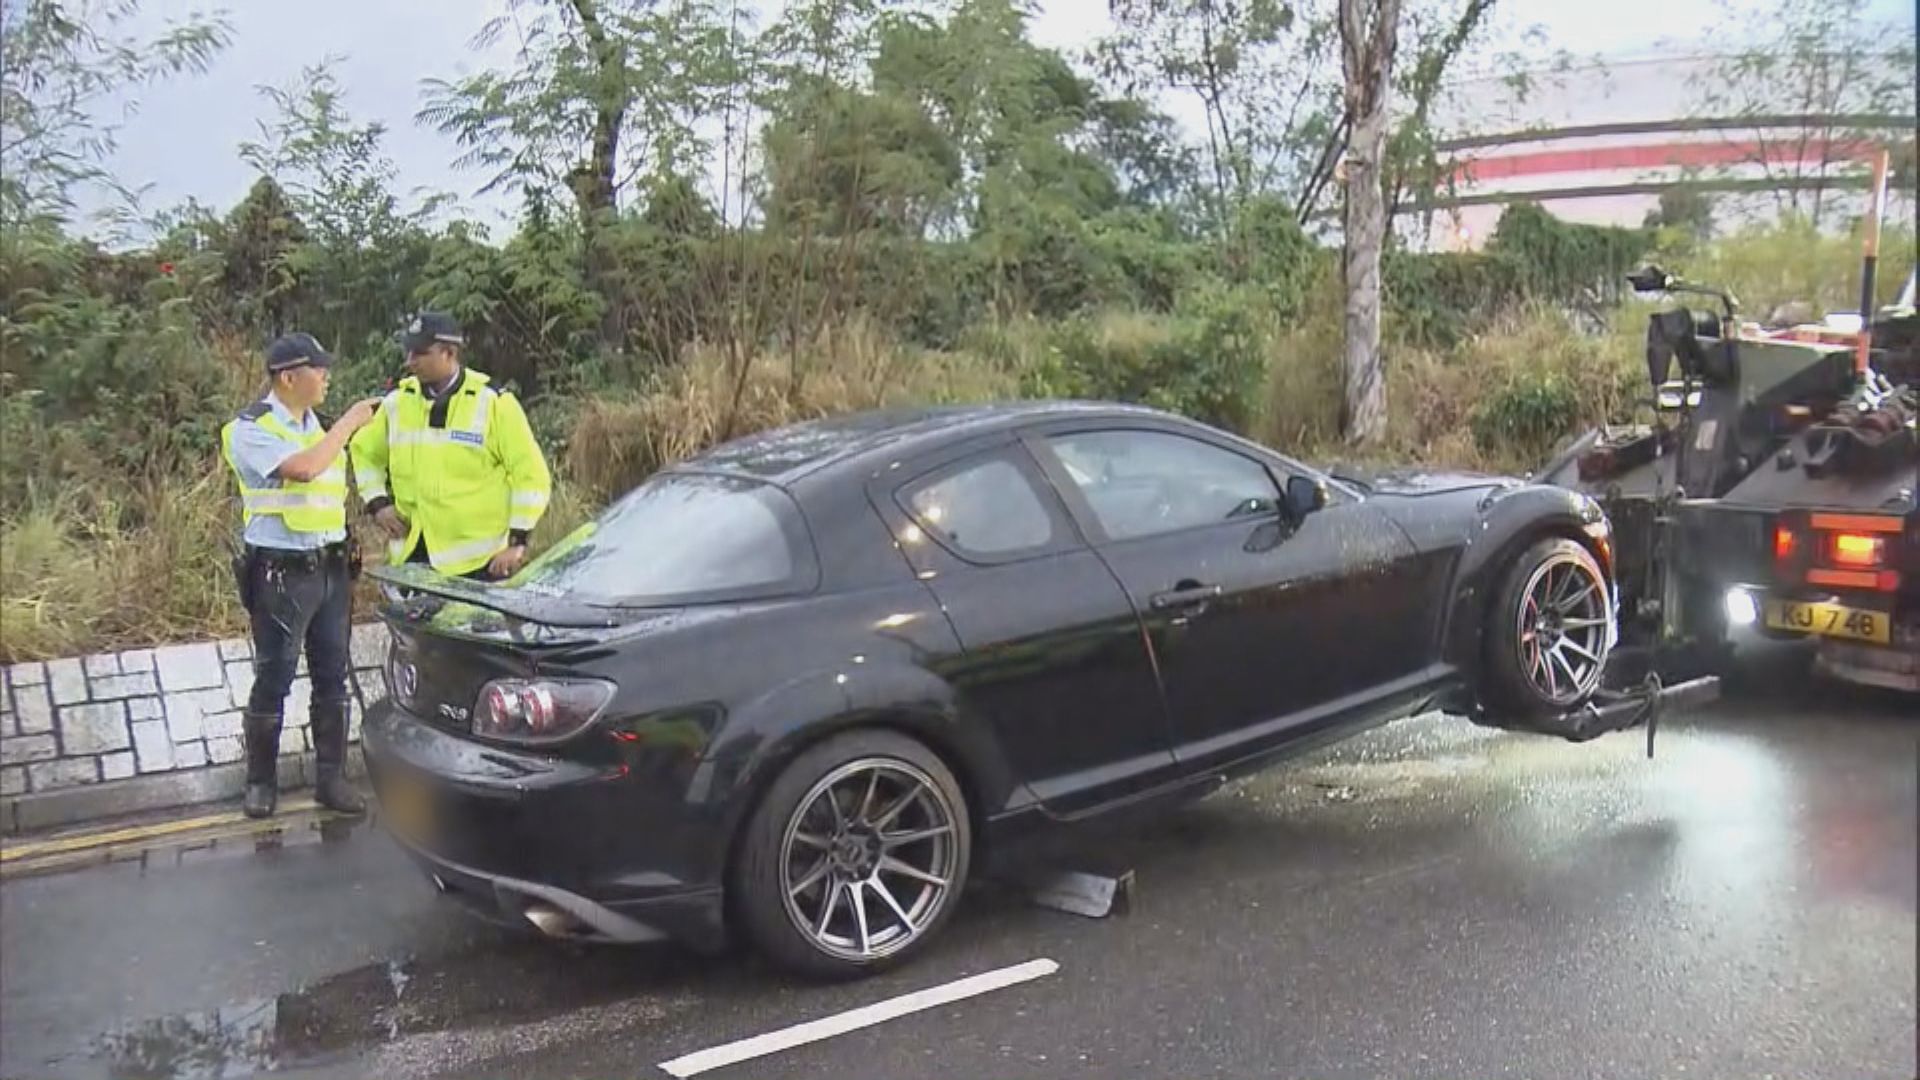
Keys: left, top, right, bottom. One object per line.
{"left": 399, "top": 312, "right": 466, "bottom": 353}
{"left": 265, "top": 332, "right": 334, "bottom": 373}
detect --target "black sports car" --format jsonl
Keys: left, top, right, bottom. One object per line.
{"left": 362, "top": 401, "right": 1618, "bottom": 978}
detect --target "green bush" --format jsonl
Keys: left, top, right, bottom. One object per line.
{"left": 1, "top": 291, "right": 239, "bottom": 511}
{"left": 1470, "top": 376, "right": 1583, "bottom": 460}
{"left": 1686, "top": 213, "right": 1919, "bottom": 320}
{"left": 1383, "top": 251, "right": 1526, "bottom": 348}
{"left": 1487, "top": 201, "right": 1652, "bottom": 308}
{"left": 1039, "top": 286, "right": 1267, "bottom": 433}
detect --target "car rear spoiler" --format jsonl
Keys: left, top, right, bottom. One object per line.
{"left": 366, "top": 563, "right": 625, "bottom": 629}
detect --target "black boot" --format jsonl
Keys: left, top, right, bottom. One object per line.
{"left": 310, "top": 699, "right": 366, "bottom": 815}
{"left": 242, "top": 710, "right": 283, "bottom": 819}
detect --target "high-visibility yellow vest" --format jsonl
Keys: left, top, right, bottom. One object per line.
{"left": 349, "top": 368, "right": 552, "bottom": 577}
{"left": 221, "top": 406, "right": 347, "bottom": 535}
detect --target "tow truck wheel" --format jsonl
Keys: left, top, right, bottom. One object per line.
{"left": 1483, "top": 536, "right": 1612, "bottom": 718}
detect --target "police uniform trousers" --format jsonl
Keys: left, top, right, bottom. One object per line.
{"left": 241, "top": 542, "right": 355, "bottom": 788}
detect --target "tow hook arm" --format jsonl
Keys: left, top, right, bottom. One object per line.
{"left": 1469, "top": 675, "right": 1721, "bottom": 756}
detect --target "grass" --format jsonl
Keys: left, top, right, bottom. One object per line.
{"left": 1, "top": 478, "right": 246, "bottom": 662}
{"left": 566, "top": 317, "right": 1025, "bottom": 504}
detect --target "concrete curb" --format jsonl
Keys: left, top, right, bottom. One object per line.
{"left": 2, "top": 749, "right": 369, "bottom": 836}
{"left": 3, "top": 624, "right": 391, "bottom": 834}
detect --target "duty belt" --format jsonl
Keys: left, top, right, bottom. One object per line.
{"left": 247, "top": 542, "right": 351, "bottom": 573}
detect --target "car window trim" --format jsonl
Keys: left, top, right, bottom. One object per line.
{"left": 884, "top": 437, "right": 1087, "bottom": 567}
{"left": 1019, "top": 421, "right": 1297, "bottom": 547}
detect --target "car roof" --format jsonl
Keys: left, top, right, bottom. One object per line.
{"left": 672, "top": 400, "right": 1174, "bottom": 485}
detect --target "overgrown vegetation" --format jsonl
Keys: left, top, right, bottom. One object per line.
{"left": 1, "top": 0, "right": 1914, "bottom": 661}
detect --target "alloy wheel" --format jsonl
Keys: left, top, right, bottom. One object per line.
{"left": 779, "top": 758, "right": 960, "bottom": 962}
{"left": 1516, "top": 553, "right": 1610, "bottom": 706}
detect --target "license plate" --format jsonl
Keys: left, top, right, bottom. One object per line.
{"left": 1764, "top": 599, "right": 1892, "bottom": 644}
{"left": 378, "top": 773, "right": 433, "bottom": 844}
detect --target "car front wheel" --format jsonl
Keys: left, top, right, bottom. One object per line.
{"left": 1482, "top": 536, "right": 1613, "bottom": 719}
{"left": 733, "top": 729, "right": 971, "bottom": 980}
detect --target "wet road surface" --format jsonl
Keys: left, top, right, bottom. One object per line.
{"left": 3, "top": 679, "right": 1914, "bottom": 1080}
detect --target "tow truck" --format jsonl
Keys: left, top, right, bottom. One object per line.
{"left": 1535, "top": 152, "right": 1919, "bottom": 693}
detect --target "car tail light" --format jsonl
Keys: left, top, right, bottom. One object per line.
{"left": 1829, "top": 532, "right": 1886, "bottom": 569}
{"left": 472, "top": 678, "right": 615, "bottom": 743}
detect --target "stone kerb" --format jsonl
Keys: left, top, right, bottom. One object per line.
{"left": 1, "top": 623, "right": 393, "bottom": 833}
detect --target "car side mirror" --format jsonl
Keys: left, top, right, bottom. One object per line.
{"left": 1284, "top": 476, "right": 1327, "bottom": 520}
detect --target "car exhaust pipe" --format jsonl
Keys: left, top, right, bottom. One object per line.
{"left": 524, "top": 903, "right": 580, "bottom": 938}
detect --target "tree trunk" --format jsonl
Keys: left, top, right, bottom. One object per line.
{"left": 1339, "top": 0, "right": 1401, "bottom": 446}
{"left": 569, "top": 0, "right": 627, "bottom": 354}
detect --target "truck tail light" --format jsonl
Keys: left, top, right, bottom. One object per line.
{"left": 1774, "top": 524, "right": 1798, "bottom": 563}
{"left": 1829, "top": 532, "right": 1885, "bottom": 569}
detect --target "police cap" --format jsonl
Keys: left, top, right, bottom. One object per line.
{"left": 399, "top": 312, "right": 466, "bottom": 353}
{"left": 265, "top": 332, "right": 334, "bottom": 373}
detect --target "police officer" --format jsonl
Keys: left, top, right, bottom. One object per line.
{"left": 221, "top": 333, "right": 381, "bottom": 819}
{"left": 351, "top": 313, "right": 552, "bottom": 580}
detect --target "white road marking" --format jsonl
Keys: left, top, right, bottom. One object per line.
{"left": 656, "top": 958, "right": 1061, "bottom": 1077}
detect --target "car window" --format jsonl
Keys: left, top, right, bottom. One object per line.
{"left": 511, "top": 471, "right": 813, "bottom": 604}
{"left": 902, "top": 454, "right": 1057, "bottom": 559}
{"left": 1047, "top": 430, "right": 1280, "bottom": 541}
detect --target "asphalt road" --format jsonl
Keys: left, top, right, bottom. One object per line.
{"left": 3, "top": 676, "right": 1915, "bottom": 1080}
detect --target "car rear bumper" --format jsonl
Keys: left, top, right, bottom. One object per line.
{"left": 388, "top": 831, "right": 726, "bottom": 949}
{"left": 361, "top": 701, "right": 729, "bottom": 952}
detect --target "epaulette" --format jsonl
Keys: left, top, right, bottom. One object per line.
{"left": 236, "top": 401, "right": 271, "bottom": 421}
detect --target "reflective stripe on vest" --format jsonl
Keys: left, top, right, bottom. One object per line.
{"left": 221, "top": 410, "right": 347, "bottom": 535}
{"left": 380, "top": 377, "right": 514, "bottom": 576}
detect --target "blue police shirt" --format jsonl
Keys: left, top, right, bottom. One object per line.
{"left": 229, "top": 393, "right": 346, "bottom": 551}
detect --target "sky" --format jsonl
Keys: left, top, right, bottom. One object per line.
{"left": 65, "top": 0, "right": 1918, "bottom": 236}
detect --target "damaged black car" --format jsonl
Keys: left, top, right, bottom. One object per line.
{"left": 361, "top": 401, "right": 1618, "bottom": 978}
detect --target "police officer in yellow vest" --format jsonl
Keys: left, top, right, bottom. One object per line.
{"left": 222, "top": 333, "right": 382, "bottom": 819}
{"left": 351, "top": 312, "right": 552, "bottom": 580}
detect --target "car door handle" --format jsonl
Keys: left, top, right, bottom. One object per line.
{"left": 1150, "top": 583, "right": 1221, "bottom": 610}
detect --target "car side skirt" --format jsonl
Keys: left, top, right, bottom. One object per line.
{"left": 1008, "top": 662, "right": 1458, "bottom": 827}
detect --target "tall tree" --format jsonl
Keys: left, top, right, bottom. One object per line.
{"left": 0, "top": 0, "right": 230, "bottom": 228}
{"left": 240, "top": 63, "right": 442, "bottom": 354}
{"left": 419, "top": 0, "right": 734, "bottom": 350}
{"left": 1337, "top": 0, "right": 1400, "bottom": 444}
{"left": 1293, "top": 0, "right": 1501, "bottom": 230}
{"left": 1100, "top": 0, "right": 1343, "bottom": 226}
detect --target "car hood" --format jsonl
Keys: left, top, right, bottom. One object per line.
{"left": 1324, "top": 463, "right": 1517, "bottom": 498}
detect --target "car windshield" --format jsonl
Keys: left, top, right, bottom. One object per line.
{"left": 509, "top": 471, "right": 817, "bottom": 606}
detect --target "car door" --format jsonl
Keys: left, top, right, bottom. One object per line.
{"left": 870, "top": 437, "right": 1180, "bottom": 816}
{"left": 1026, "top": 423, "right": 1434, "bottom": 769}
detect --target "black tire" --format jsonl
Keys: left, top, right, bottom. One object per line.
{"left": 732, "top": 728, "right": 972, "bottom": 980}
{"left": 1482, "top": 536, "right": 1613, "bottom": 719}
